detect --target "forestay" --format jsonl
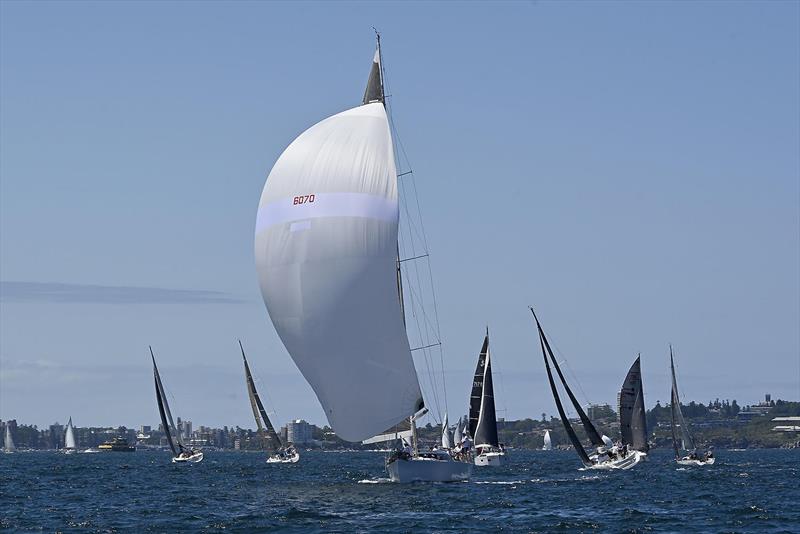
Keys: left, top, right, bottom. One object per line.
{"left": 255, "top": 101, "right": 424, "bottom": 442}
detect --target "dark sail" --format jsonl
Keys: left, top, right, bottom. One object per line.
{"left": 151, "top": 348, "right": 181, "bottom": 456}
{"left": 473, "top": 334, "right": 499, "bottom": 448}
{"left": 240, "top": 341, "right": 282, "bottom": 450}
{"left": 536, "top": 315, "right": 605, "bottom": 448}
{"left": 619, "top": 356, "right": 649, "bottom": 452}
{"left": 468, "top": 333, "right": 489, "bottom": 438}
{"left": 362, "top": 37, "right": 384, "bottom": 105}
{"left": 532, "top": 309, "right": 591, "bottom": 466}
{"left": 670, "top": 347, "right": 694, "bottom": 453}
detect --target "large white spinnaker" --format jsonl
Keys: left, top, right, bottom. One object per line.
{"left": 255, "top": 102, "right": 424, "bottom": 442}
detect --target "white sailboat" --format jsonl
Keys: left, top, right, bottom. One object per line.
{"left": 63, "top": 417, "right": 77, "bottom": 454}
{"left": 255, "top": 34, "right": 470, "bottom": 483}
{"left": 469, "top": 330, "right": 506, "bottom": 466}
{"left": 542, "top": 430, "right": 552, "bottom": 451}
{"left": 530, "top": 308, "right": 643, "bottom": 470}
{"left": 670, "top": 346, "right": 714, "bottom": 466}
{"left": 240, "top": 341, "right": 299, "bottom": 463}
{"left": 3, "top": 423, "right": 15, "bottom": 453}
{"left": 151, "top": 348, "right": 203, "bottom": 463}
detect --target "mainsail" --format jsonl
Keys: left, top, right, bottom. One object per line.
{"left": 255, "top": 42, "right": 424, "bottom": 442}
{"left": 151, "top": 348, "right": 184, "bottom": 456}
{"left": 453, "top": 416, "right": 463, "bottom": 444}
{"left": 472, "top": 332, "right": 499, "bottom": 448}
{"left": 619, "top": 356, "right": 649, "bottom": 452}
{"left": 531, "top": 309, "right": 591, "bottom": 466}
{"left": 64, "top": 417, "right": 76, "bottom": 450}
{"left": 240, "top": 341, "right": 282, "bottom": 450}
{"left": 3, "top": 424, "right": 15, "bottom": 452}
{"left": 670, "top": 347, "right": 695, "bottom": 454}
{"left": 441, "top": 412, "right": 453, "bottom": 449}
{"left": 468, "top": 333, "right": 489, "bottom": 438}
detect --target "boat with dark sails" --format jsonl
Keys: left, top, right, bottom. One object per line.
{"left": 670, "top": 346, "right": 714, "bottom": 466}
{"left": 469, "top": 330, "right": 506, "bottom": 466}
{"left": 151, "top": 348, "right": 203, "bottom": 463}
{"left": 530, "top": 308, "right": 643, "bottom": 470}
{"left": 240, "top": 340, "right": 299, "bottom": 463}
{"left": 255, "top": 33, "right": 470, "bottom": 483}
{"left": 616, "top": 355, "right": 650, "bottom": 461}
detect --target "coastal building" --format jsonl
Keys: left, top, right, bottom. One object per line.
{"left": 286, "top": 419, "right": 312, "bottom": 445}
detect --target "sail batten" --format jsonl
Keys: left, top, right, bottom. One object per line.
{"left": 255, "top": 88, "right": 423, "bottom": 440}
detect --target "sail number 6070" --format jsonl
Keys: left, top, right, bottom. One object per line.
{"left": 293, "top": 194, "right": 315, "bottom": 205}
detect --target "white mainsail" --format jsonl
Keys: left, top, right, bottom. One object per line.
{"left": 441, "top": 412, "right": 453, "bottom": 449}
{"left": 255, "top": 99, "right": 424, "bottom": 442}
{"left": 65, "top": 417, "right": 76, "bottom": 450}
{"left": 3, "top": 424, "right": 15, "bottom": 452}
{"left": 543, "top": 430, "right": 552, "bottom": 450}
{"left": 453, "top": 417, "right": 463, "bottom": 444}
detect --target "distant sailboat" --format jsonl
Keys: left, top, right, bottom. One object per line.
{"left": 240, "top": 341, "right": 299, "bottom": 463}
{"left": 670, "top": 346, "right": 714, "bottom": 466}
{"left": 530, "top": 308, "right": 643, "bottom": 470}
{"left": 3, "top": 423, "right": 15, "bottom": 453}
{"left": 542, "top": 430, "right": 552, "bottom": 451}
{"left": 440, "top": 412, "right": 454, "bottom": 449}
{"left": 469, "top": 330, "right": 506, "bottom": 466}
{"left": 151, "top": 348, "right": 203, "bottom": 463}
{"left": 255, "top": 33, "right": 470, "bottom": 483}
{"left": 619, "top": 355, "right": 649, "bottom": 456}
{"left": 63, "top": 417, "right": 77, "bottom": 454}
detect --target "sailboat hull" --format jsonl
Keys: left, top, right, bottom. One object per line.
{"left": 586, "top": 450, "right": 645, "bottom": 470}
{"left": 474, "top": 451, "right": 506, "bottom": 466}
{"left": 172, "top": 451, "right": 204, "bottom": 463}
{"left": 266, "top": 451, "right": 300, "bottom": 464}
{"left": 387, "top": 457, "right": 472, "bottom": 482}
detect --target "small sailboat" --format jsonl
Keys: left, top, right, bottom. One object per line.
{"left": 440, "top": 412, "right": 454, "bottom": 450}
{"left": 530, "top": 308, "right": 643, "bottom": 470}
{"left": 240, "top": 341, "right": 299, "bottom": 464}
{"left": 618, "top": 355, "right": 650, "bottom": 459}
{"left": 3, "top": 423, "right": 15, "bottom": 453}
{"left": 469, "top": 330, "right": 506, "bottom": 466}
{"left": 670, "top": 346, "right": 714, "bottom": 466}
{"left": 63, "top": 417, "right": 77, "bottom": 454}
{"left": 151, "top": 348, "right": 203, "bottom": 463}
{"left": 255, "top": 34, "right": 470, "bottom": 483}
{"left": 542, "top": 430, "right": 552, "bottom": 451}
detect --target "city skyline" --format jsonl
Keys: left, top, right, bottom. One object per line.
{"left": 2, "top": 2, "right": 798, "bottom": 429}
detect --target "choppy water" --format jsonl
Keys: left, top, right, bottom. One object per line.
{"left": 1, "top": 448, "right": 798, "bottom": 532}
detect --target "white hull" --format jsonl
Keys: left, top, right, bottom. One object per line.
{"left": 387, "top": 456, "right": 472, "bottom": 483}
{"left": 266, "top": 451, "right": 300, "bottom": 464}
{"left": 474, "top": 451, "right": 506, "bottom": 466}
{"left": 172, "top": 451, "right": 204, "bottom": 463}
{"left": 677, "top": 456, "right": 715, "bottom": 466}
{"left": 62, "top": 449, "right": 77, "bottom": 455}
{"left": 587, "top": 451, "right": 645, "bottom": 470}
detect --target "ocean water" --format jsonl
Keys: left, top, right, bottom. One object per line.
{"left": 1, "top": 448, "right": 797, "bottom": 533}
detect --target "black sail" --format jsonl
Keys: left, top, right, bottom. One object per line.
{"left": 532, "top": 310, "right": 591, "bottom": 466}
{"left": 473, "top": 336, "right": 499, "bottom": 448}
{"left": 536, "top": 315, "right": 605, "bottom": 448}
{"left": 619, "top": 356, "right": 649, "bottom": 452}
{"left": 468, "top": 333, "right": 490, "bottom": 438}
{"left": 151, "top": 348, "right": 181, "bottom": 456}
{"left": 240, "top": 341, "right": 282, "bottom": 450}
{"left": 362, "top": 38, "right": 384, "bottom": 105}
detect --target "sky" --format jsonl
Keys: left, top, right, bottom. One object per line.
{"left": 1, "top": 1, "right": 798, "bottom": 432}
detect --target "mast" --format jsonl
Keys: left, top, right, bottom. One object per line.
{"left": 531, "top": 308, "right": 591, "bottom": 466}
{"left": 151, "top": 348, "right": 181, "bottom": 456}
{"left": 240, "top": 341, "right": 282, "bottom": 450}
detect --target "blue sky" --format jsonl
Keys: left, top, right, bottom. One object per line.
{"left": 1, "top": 1, "right": 798, "bottom": 431}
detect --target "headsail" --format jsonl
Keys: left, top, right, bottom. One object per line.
{"left": 531, "top": 308, "right": 591, "bottom": 466}
{"left": 473, "top": 333, "right": 500, "bottom": 448}
{"left": 240, "top": 341, "right": 283, "bottom": 450}
{"left": 670, "top": 347, "right": 695, "bottom": 453}
{"left": 619, "top": 356, "right": 649, "bottom": 452}
{"left": 441, "top": 412, "right": 453, "bottom": 449}
{"left": 255, "top": 46, "right": 424, "bottom": 442}
{"left": 64, "top": 417, "right": 76, "bottom": 449}
{"left": 151, "top": 348, "right": 183, "bottom": 456}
